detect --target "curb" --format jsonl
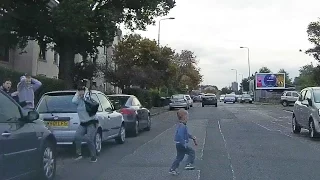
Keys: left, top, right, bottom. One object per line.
{"left": 283, "top": 109, "right": 293, "bottom": 112}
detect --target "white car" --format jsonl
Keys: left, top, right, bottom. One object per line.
{"left": 185, "top": 95, "right": 193, "bottom": 107}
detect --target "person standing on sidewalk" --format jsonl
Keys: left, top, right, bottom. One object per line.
{"left": 169, "top": 109, "right": 197, "bottom": 175}
{"left": 17, "top": 74, "right": 42, "bottom": 110}
{"left": 72, "top": 85, "right": 98, "bottom": 162}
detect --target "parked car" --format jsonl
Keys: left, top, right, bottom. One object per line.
{"left": 185, "top": 95, "right": 193, "bottom": 107}
{"left": 292, "top": 87, "right": 320, "bottom": 138}
{"left": 240, "top": 94, "right": 253, "bottom": 103}
{"left": 202, "top": 94, "right": 218, "bottom": 107}
{"left": 193, "top": 95, "right": 202, "bottom": 102}
{"left": 0, "top": 89, "right": 57, "bottom": 180}
{"left": 224, "top": 94, "right": 236, "bottom": 103}
{"left": 36, "top": 90, "right": 125, "bottom": 155}
{"left": 219, "top": 94, "right": 225, "bottom": 102}
{"left": 169, "top": 94, "right": 189, "bottom": 110}
{"left": 280, "top": 91, "right": 299, "bottom": 106}
{"left": 107, "top": 94, "right": 151, "bottom": 137}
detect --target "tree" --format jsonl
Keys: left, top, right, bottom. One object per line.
{"left": 0, "top": 0, "right": 175, "bottom": 87}
{"left": 294, "top": 63, "right": 317, "bottom": 89}
{"left": 240, "top": 78, "right": 249, "bottom": 91}
{"left": 259, "top": 67, "right": 271, "bottom": 73}
{"left": 278, "top": 69, "right": 292, "bottom": 85}
{"left": 220, "top": 87, "right": 232, "bottom": 94}
{"left": 105, "top": 34, "right": 175, "bottom": 89}
{"left": 306, "top": 19, "right": 320, "bottom": 61}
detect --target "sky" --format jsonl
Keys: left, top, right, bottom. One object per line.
{"left": 124, "top": 0, "right": 319, "bottom": 90}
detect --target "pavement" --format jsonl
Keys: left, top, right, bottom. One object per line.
{"left": 53, "top": 102, "right": 320, "bottom": 180}
{"left": 150, "top": 106, "right": 169, "bottom": 116}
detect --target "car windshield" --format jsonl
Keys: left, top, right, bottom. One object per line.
{"left": 37, "top": 93, "right": 77, "bottom": 113}
{"left": 107, "top": 96, "right": 130, "bottom": 109}
{"left": 242, "top": 94, "right": 251, "bottom": 98}
{"left": 226, "top": 94, "right": 235, "bottom": 97}
{"left": 313, "top": 90, "right": 320, "bottom": 103}
{"left": 172, "top": 94, "right": 184, "bottom": 99}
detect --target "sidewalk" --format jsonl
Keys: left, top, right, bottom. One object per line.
{"left": 149, "top": 106, "right": 169, "bottom": 116}
{"left": 254, "top": 102, "right": 294, "bottom": 112}
{"left": 97, "top": 118, "right": 208, "bottom": 180}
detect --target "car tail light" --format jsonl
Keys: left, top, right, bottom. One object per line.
{"left": 120, "top": 108, "right": 135, "bottom": 115}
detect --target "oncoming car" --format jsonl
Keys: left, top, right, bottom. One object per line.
{"left": 224, "top": 94, "right": 236, "bottom": 103}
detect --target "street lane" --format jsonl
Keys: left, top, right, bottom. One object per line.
{"left": 54, "top": 102, "right": 320, "bottom": 180}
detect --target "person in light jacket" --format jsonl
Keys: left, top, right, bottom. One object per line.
{"left": 17, "top": 74, "right": 42, "bottom": 110}
{"left": 72, "top": 85, "right": 98, "bottom": 162}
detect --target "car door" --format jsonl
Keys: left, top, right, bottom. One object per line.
{"left": 0, "top": 92, "right": 38, "bottom": 180}
{"left": 97, "top": 93, "right": 120, "bottom": 136}
{"left": 295, "top": 90, "right": 306, "bottom": 124}
{"left": 90, "top": 93, "right": 109, "bottom": 138}
{"left": 301, "top": 90, "right": 312, "bottom": 127}
{"left": 132, "top": 97, "right": 148, "bottom": 128}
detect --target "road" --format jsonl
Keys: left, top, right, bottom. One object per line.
{"left": 54, "top": 102, "right": 320, "bottom": 180}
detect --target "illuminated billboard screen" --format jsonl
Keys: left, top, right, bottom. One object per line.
{"left": 255, "top": 73, "right": 285, "bottom": 89}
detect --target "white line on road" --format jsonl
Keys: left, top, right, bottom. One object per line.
{"left": 218, "top": 120, "right": 236, "bottom": 180}
{"left": 197, "top": 120, "right": 208, "bottom": 180}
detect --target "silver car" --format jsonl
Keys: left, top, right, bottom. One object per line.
{"left": 169, "top": 94, "right": 189, "bottom": 110}
{"left": 36, "top": 90, "right": 126, "bottom": 154}
{"left": 292, "top": 87, "right": 320, "bottom": 138}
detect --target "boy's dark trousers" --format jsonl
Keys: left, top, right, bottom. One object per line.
{"left": 170, "top": 143, "right": 195, "bottom": 170}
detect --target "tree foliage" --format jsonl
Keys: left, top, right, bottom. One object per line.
{"left": 259, "top": 67, "right": 271, "bottom": 73}
{"left": 306, "top": 19, "right": 320, "bottom": 61}
{"left": 240, "top": 78, "right": 249, "bottom": 92}
{"left": 220, "top": 87, "right": 232, "bottom": 95}
{"left": 0, "top": 0, "right": 176, "bottom": 87}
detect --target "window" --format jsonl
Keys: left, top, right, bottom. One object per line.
{"left": 0, "top": 92, "right": 21, "bottom": 122}
{"left": 0, "top": 45, "right": 9, "bottom": 62}
{"left": 292, "top": 92, "right": 299, "bottom": 97}
{"left": 286, "top": 92, "right": 292, "bottom": 96}
{"left": 305, "top": 90, "right": 312, "bottom": 100}
{"left": 108, "top": 96, "right": 130, "bottom": 109}
{"left": 37, "top": 93, "right": 77, "bottom": 113}
{"left": 38, "top": 42, "right": 47, "bottom": 60}
{"left": 97, "top": 93, "right": 113, "bottom": 111}
{"left": 132, "top": 98, "right": 141, "bottom": 106}
{"left": 53, "top": 51, "right": 58, "bottom": 65}
{"left": 91, "top": 94, "right": 103, "bottom": 112}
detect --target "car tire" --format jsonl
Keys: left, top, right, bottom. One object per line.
{"left": 115, "top": 124, "right": 126, "bottom": 144}
{"left": 145, "top": 116, "right": 151, "bottom": 131}
{"left": 202, "top": 104, "right": 204, "bottom": 107}
{"left": 215, "top": 104, "right": 217, "bottom": 107}
{"left": 249, "top": 101, "right": 252, "bottom": 104}
{"left": 169, "top": 107, "right": 173, "bottom": 111}
{"left": 282, "top": 100, "right": 288, "bottom": 107}
{"left": 292, "top": 116, "right": 301, "bottom": 134}
{"left": 309, "top": 120, "right": 318, "bottom": 139}
{"left": 132, "top": 120, "right": 139, "bottom": 137}
{"left": 95, "top": 131, "right": 102, "bottom": 155}
{"left": 38, "top": 141, "right": 56, "bottom": 180}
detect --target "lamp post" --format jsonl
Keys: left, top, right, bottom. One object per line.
{"left": 240, "top": 46, "right": 251, "bottom": 78}
{"left": 157, "top": 17, "right": 175, "bottom": 46}
{"left": 239, "top": 73, "right": 244, "bottom": 92}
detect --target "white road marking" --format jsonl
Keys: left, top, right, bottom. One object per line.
{"left": 218, "top": 120, "right": 236, "bottom": 180}
{"left": 197, "top": 120, "right": 208, "bottom": 180}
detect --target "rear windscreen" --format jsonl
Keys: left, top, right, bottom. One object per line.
{"left": 37, "top": 93, "right": 77, "bottom": 113}
{"left": 107, "top": 96, "right": 130, "bottom": 109}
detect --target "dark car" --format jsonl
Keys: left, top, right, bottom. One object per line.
{"left": 0, "top": 89, "right": 57, "bottom": 180}
{"left": 202, "top": 94, "right": 218, "bottom": 107}
{"left": 107, "top": 94, "right": 151, "bottom": 137}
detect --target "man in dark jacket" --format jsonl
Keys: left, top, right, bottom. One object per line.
{"left": 0, "top": 79, "right": 26, "bottom": 106}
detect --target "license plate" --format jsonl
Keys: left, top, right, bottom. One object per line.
{"left": 47, "top": 121, "right": 69, "bottom": 127}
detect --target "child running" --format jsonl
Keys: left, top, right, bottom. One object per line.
{"left": 169, "top": 109, "right": 198, "bottom": 175}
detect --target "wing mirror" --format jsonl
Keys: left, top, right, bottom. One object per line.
{"left": 27, "top": 111, "right": 39, "bottom": 121}
{"left": 302, "top": 99, "right": 312, "bottom": 106}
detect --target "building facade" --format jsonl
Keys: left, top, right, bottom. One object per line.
{"left": 231, "top": 82, "right": 238, "bottom": 92}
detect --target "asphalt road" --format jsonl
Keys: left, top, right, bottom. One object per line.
{"left": 54, "top": 102, "right": 320, "bottom": 180}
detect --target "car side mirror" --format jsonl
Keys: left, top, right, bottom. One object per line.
{"left": 105, "top": 107, "right": 114, "bottom": 112}
{"left": 27, "top": 111, "right": 39, "bottom": 121}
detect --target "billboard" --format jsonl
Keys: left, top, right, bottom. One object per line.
{"left": 255, "top": 73, "right": 285, "bottom": 89}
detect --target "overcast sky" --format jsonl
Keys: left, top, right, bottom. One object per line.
{"left": 125, "top": 0, "right": 319, "bottom": 89}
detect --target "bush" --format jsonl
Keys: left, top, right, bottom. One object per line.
{"left": 0, "top": 67, "right": 67, "bottom": 103}
{"left": 122, "top": 87, "right": 164, "bottom": 108}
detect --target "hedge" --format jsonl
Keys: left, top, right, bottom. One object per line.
{"left": 0, "top": 67, "right": 67, "bottom": 103}
{"left": 122, "top": 88, "right": 163, "bottom": 108}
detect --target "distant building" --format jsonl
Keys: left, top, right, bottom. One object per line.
{"left": 231, "top": 82, "right": 238, "bottom": 92}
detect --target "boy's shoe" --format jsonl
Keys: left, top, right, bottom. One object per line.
{"left": 169, "top": 169, "right": 179, "bottom": 175}
{"left": 74, "top": 154, "right": 83, "bottom": 161}
{"left": 90, "top": 157, "right": 97, "bottom": 162}
{"left": 184, "top": 163, "right": 195, "bottom": 170}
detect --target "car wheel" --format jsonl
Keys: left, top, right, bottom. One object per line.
{"left": 145, "top": 116, "right": 151, "bottom": 131}
{"left": 309, "top": 120, "right": 319, "bottom": 139}
{"left": 292, "top": 116, "right": 301, "bottom": 134}
{"left": 38, "top": 141, "right": 56, "bottom": 180}
{"left": 169, "top": 107, "right": 173, "bottom": 111}
{"left": 202, "top": 104, "right": 204, "bottom": 107}
{"left": 132, "top": 120, "right": 139, "bottom": 137}
{"left": 95, "top": 131, "right": 102, "bottom": 155}
{"left": 115, "top": 124, "right": 126, "bottom": 144}
{"left": 282, "top": 100, "right": 288, "bottom": 107}
{"left": 215, "top": 104, "right": 217, "bottom": 107}
{"left": 249, "top": 101, "right": 252, "bottom": 104}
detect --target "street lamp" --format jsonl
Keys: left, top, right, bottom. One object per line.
{"left": 240, "top": 46, "right": 251, "bottom": 78}
{"left": 158, "top": 17, "right": 175, "bottom": 46}
{"left": 239, "top": 73, "right": 244, "bottom": 92}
